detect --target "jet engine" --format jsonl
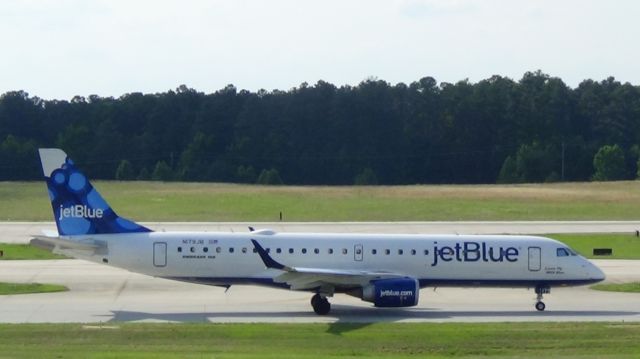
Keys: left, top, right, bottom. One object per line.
{"left": 361, "top": 278, "right": 419, "bottom": 307}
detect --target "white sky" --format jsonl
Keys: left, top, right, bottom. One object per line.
{"left": 1, "top": 0, "right": 638, "bottom": 100}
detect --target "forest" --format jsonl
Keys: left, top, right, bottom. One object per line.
{"left": 1, "top": 70, "right": 639, "bottom": 185}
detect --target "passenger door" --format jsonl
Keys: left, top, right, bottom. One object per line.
{"left": 528, "top": 247, "right": 541, "bottom": 271}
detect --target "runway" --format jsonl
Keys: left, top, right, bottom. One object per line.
{"left": 1, "top": 221, "right": 640, "bottom": 323}
{"left": 0, "top": 259, "right": 639, "bottom": 323}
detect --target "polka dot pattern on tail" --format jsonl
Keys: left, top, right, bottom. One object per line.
{"left": 42, "top": 151, "right": 151, "bottom": 235}
{"left": 53, "top": 171, "right": 66, "bottom": 185}
{"left": 68, "top": 172, "right": 87, "bottom": 192}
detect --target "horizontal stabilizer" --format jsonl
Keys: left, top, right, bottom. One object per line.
{"left": 30, "top": 235, "right": 105, "bottom": 251}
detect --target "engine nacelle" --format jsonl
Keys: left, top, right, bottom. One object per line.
{"left": 361, "top": 278, "right": 419, "bottom": 307}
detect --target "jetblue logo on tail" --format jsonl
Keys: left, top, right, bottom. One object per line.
{"left": 58, "top": 205, "right": 104, "bottom": 220}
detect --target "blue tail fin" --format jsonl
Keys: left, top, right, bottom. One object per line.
{"left": 38, "top": 148, "right": 152, "bottom": 236}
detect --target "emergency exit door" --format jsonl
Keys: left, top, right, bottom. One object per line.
{"left": 153, "top": 242, "right": 167, "bottom": 267}
{"left": 354, "top": 244, "right": 363, "bottom": 261}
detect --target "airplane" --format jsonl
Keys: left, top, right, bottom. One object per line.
{"left": 33, "top": 148, "right": 606, "bottom": 315}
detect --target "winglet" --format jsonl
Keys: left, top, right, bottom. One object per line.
{"left": 251, "top": 239, "right": 287, "bottom": 270}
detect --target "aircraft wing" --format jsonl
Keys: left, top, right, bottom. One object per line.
{"left": 251, "top": 239, "right": 405, "bottom": 291}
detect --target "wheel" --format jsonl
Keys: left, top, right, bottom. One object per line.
{"left": 311, "top": 293, "right": 321, "bottom": 308}
{"left": 535, "top": 301, "right": 546, "bottom": 311}
{"left": 315, "top": 299, "right": 331, "bottom": 315}
{"left": 311, "top": 295, "right": 331, "bottom": 315}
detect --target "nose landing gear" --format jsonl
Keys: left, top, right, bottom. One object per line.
{"left": 534, "top": 284, "right": 550, "bottom": 311}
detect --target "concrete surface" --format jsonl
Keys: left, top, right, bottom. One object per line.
{"left": 0, "top": 259, "right": 638, "bottom": 323}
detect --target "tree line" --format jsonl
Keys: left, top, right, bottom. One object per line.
{"left": 1, "top": 71, "right": 640, "bottom": 185}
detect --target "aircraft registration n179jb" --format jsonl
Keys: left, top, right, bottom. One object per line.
{"left": 33, "top": 148, "right": 606, "bottom": 315}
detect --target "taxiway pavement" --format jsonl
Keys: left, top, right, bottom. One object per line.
{"left": 0, "top": 259, "right": 638, "bottom": 323}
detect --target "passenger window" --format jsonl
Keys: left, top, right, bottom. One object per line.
{"left": 229, "top": 247, "right": 234, "bottom": 253}
{"left": 203, "top": 247, "right": 208, "bottom": 253}
{"left": 372, "top": 249, "right": 377, "bottom": 255}
{"left": 356, "top": 248, "right": 362, "bottom": 255}
{"left": 302, "top": 248, "right": 307, "bottom": 254}
{"left": 424, "top": 249, "right": 429, "bottom": 255}
{"left": 289, "top": 248, "right": 294, "bottom": 254}
{"left": 314, "top": 248, "right": 319, "bottom": 254}
{"left": 411, "top": 249, "right": 416, "bottom": 255}
{"left": 385, "top": 249, "right": 390, "bottom": 255}
{"left": 216, "top": 247, "right": 222, "bottom": 253}
{"left": 190, "top": 247, "right": 195, "bottom": 253}
{"left": 342, "top": 248, "right": 348, "bottom": 255}
{"left": 398, "top": 249, "right": 403, "bottom": 255}
{"left": 252, "top": 248, "right": 257, "bottom": 253}
{"left": 242, "top": 247, "right": 247, "bottom": 253}
{"left": 276, "top": 248, "right": 282, "bottom": 253}
{"left": 266, "top": 248, "right": 271, "bottom": 253}
{"left": 328, "top": 248, "right": 333, "bottom": 254}
{"left": 177, "top": 247, "right": 182, "bottom": 253}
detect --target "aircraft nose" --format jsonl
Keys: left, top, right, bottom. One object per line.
{"left": 588, "top": 262, "right": 606, "bottom": 282}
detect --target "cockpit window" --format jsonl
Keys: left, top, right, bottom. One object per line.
{"left": 567, "top": 247, "right": 578, "bottom": 256}
{"left": 556, "top": 248, "right": 570, "bottom": 257}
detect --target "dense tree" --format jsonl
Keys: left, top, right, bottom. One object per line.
{"left": 354, "top": 168, "right": 378, "bottom": 185}
{"left": 0, "top": 135, "right": 38, "bottom": 180}
{"left": 1, "top": 73, "right": 640, "bottom": 184}
{"left": 151, "top": 161, "right": 173, "bottom": 181}
{"left": 115, "top": 160, "right": 135, "bottom": 180}
{"left": 256, "top": 168, "right": 283, "bottom": 185}
{"left": 497, "top": 156, "right": 519, "bottom": 184}
{"left": 593, "top": 145, "right": 626, "bottom": 181}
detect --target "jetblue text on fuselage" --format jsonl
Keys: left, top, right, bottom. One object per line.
{"left": 380, "top": 289, "right": 414, "bottom": 298}
{"left": 58, "top": 205, "right": 104, "bottom": 220}
{"left": 431, "top": 241, "right": 519, "bottom": 266}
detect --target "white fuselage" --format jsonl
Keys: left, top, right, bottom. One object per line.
{"left": 63, "top": 231, "right": 605, "bottom": 291}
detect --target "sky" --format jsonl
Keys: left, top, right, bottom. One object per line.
{"left": 1, "top": 0, "right": 639, "bottom": 100}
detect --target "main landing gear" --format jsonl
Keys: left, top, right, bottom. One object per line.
{"left": 534, "top": 284, "right": 550, "bottom": 311}
{"left": 311, "top": 293, "right": 331, "bottom": 315}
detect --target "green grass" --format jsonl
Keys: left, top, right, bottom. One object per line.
{"left": 3, "top": 180, "right": 640, "bottom": 221}
{"left": 0, "top": 322, "right": 638, "bottom": 358}
{"left": 0, "top": 282, "right": 68, "bottom": 295}
{"left": 591, "top": 282, "right": 640, "bottom": 293}
{"left": 0, "top": 243, "right": 67, "bottom": 260}
{"left": 548, "top": 233, "right": 640, "bottom": 259}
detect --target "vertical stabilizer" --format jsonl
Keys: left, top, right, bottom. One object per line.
{"left": 38, "top": 148, "right": 152, "bottom": 236}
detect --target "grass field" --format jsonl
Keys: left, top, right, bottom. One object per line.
{"left": 0, "top": 243, "right": 67, "bottom": 260}
{"left": 548, "top": 233, "right": 640, "bottom": 259}
{"left": 0, "top": 322, "right": 638, "bottom": 358}
{"left": 3, "top": 180, "right": 640, "bottom": 222}
{"left": 0, "top": 282, "right": 68, "bottom": 295}
{"left": 591, "top": 282, "right": 640, "bottom": 293}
